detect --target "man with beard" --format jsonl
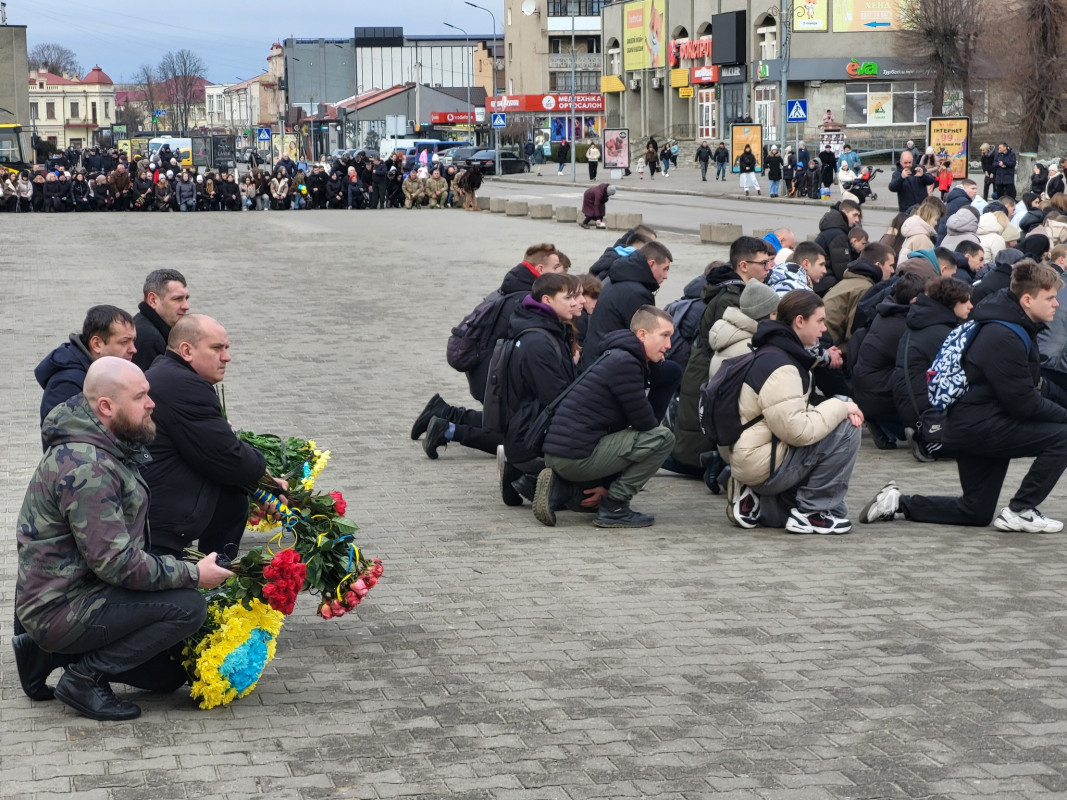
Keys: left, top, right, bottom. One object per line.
{"left": 12, "top": 357, "right": 234, "bottom": 720}
{"left": 142, "top": 315, "right": 286, "bottom": 560}
{"left": 132, "top": 269, "right": 190, "bottom": 371}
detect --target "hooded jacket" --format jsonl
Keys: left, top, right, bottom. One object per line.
{"left": 142, "top": 351, "right": 267, "bottom": 554}
{"left": 935, "top": 186, "right": 974, "bottom": 241}
{"left": 822, "top": 259, "right": 886, "bottom": 348}
{"left": 671, "top": 266, "right": 747, "bottom": 466}
{"left": 582, "top": 183, "right": 611, "bottom": 218}
{"left": 665, "top": 274, "right": 710, "bottom": 367}
{"left": 851, "top": 300, "right": 911, "bottom": 421}
{"left": 465, "top": 262, "right": 539, "bottom": 402}
{"left": 940, "top": 207, "right": 981, "bottom": 251}
{"left": 948, "top": 288, "right": 1067, "bottom": 438}
{"left": 766, "top": 261, "right": 813, "bottom": 295}
{"left": 722, "top": 320, "right": 848, "bottom": 486}
{"left": 35, "top": 333, "right": 93, "bottom": 424}
{"left": 15, "top": 396, "right": 199, "bottom": 650}
{"left": 1037, "top": 283, "right": 1067, "bottom": 376}
{"left": 977, "top": 211, "right": 1008, "bottom": 263}
{"left": 543, "top": 328, "right": 657, "bottom": 460}
{"left": 709, "top": 305, "right": 758, "bottom": 378}
{"left": 900, "top": 215, "right": 937, "bottom": 254}
{"left": 972, "top": 248, "right": 1025, "bottom": 307}
{"left": 503, "top": 296, "right": 577, "bottom": 466}
{"left": 892, "top": 294, "right": 961, "bottom": 425}
{"left": 581, "top": 249, "right": 660, "bottom": 365}
{"left": 813, "top": 205, "right": 854, "bottom": 293}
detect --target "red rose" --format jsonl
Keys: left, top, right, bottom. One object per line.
{"left": 329, "top": 491, "right": 347, "bottom": 516}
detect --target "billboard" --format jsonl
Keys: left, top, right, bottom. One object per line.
{"left": 603, "top": 129, "right": 630, "bottom": 169}
{"left": 487, "top": 94, "right": 605, "bottom": 113}
{"left": 793, "top": 0, "right": 828, "bottom": 31}
{"left": 623, "top": 0, "right": 667, "bottom": 71}
{"left": 833, "top": 0, "right": 901, "bottom": 32}
{"left": 730, "top": 124, "right": 763, "bottom": 173}
{"left": 927, "top": 117, "right": 971, "bottom": 180}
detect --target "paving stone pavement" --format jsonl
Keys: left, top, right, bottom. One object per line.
{"left": 3, "top": 209, "right": 1067, "bottom": 800}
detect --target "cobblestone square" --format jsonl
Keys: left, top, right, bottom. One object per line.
{"left": 3, "top": 209, "right": 1067, "bottom": 799}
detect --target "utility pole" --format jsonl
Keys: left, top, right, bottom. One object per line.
{"left": 444, "top": 23, "right": 472, "bottom": 143}
{"left": 466, "top": 2, "right": 500, "bottom": 176}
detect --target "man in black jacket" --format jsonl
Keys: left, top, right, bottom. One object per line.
{"left": 888, "top": 151, "right": 936, "bottom": 213}
{"left": 132, "top": 269, "right": 190, "bottom": 372}
{"left": 694, "top": 141, "right": 712, "bottom": 181}
{"left": 863, "top": 261, "right": 1067, "bottom": 532}
{"left": 971, "top": 249, "right": 1027, "bottom": 307}
{"left": 813, "top": 200, "right": 863, "bottom": 294}
{"left": 143, "top": 314, "right": 284, "bottom": 558}
{"left": 534, "top": 306, "right": 675, "bottom": 528}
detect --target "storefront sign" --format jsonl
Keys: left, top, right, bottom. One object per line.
{"left": 623, "top": 0, "right": 667, "bottom": 71}
{"left": 927, "top": 116, "right": 971, "bottom": 179}
{"left": 833, "top": 0, "right": 902, "bottom": 32}
{"left": 487, "top": 93, "right": 605, "bottom": 113}
{"left": 679, "top": 87, "right": 694, "bottom": 98}
{"left": 690, "top": 65, "right": 720, "bottom": 84}
{"left": 846, "top": 59, "right": 879, "bottom": 78}
{"left": 793, "top": 0, "right": 828, "bottom": 31}
{"left": 667, "top": 37, "right": 713, "bottom": 67}
{"left": 719, "top": 65, "right": 747, "bottom": 83}
{"left": 429, "top": 111, "right": 475, "bottom": 124}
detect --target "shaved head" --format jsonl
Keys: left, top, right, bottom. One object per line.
{"left": 168, "top": 313, "right": 218, "bottom": 350}
{"left": 84, "top": 357, "right": 145, "bottom": 405}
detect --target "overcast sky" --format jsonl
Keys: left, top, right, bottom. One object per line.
{"left": 15, "top": 0, "right": 503, "bottom": 84}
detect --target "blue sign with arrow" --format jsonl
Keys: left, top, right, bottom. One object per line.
{"left": 864, "top": 21, "right": 891, "bottom": 27}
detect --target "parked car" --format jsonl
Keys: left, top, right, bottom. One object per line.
{"left": 462, "top": 149, "right": 529, "bottom": 175}
{"left": 439, "top": 146, "right": 479, "bottom": 169}
{"left": 238, "top": 147, "right": 271, "bottom": 164}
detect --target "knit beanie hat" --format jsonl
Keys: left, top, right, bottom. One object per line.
{"left": 740, "top": 279, "right": 781, "bottom": 321}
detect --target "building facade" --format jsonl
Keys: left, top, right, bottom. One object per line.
{"left": 29, "top": 65, "right": 115, "bottom": 149}
{"left": 504, "top": 0, "right": 605, "bottom": 96}
{"left": 599, "top": 0, "right": 981, "bottom": 147}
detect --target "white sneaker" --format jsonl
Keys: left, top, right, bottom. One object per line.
{"left": 994, "top": 507, "right": 1064, "bottom": 533}
{"left": 496, "top": 444, "right": 506, "bottom": 482}
{"left": 785, "top": 509, "right": 852, "bottom": 535}
{"left": 860, "top": 483, "right": 902, "bottom": 523}
{"left": 726, "top": 478, "right": 760, "bottom": 529}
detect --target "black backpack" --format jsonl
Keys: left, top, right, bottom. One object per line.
{"left": 446, "top": 291, "right": 524, "bottom": 373}
{"left": 698, "top": 347, "right": 783, "bottom": 446}
{"left": 481, "top": 329, "right": 554, "bottom": 435}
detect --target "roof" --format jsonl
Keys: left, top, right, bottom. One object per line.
{"left": 116, "top": 75, "right": 210, "bottom": 105}
{"left": 81, "top": 65, "right": 114, "bottom": 85}
{"left": 29, "top": 70, "right": 78, "bottom": 86}
{"left": 225, "top": 73, "right": 269, "bottom": 92}
{"left": 332, "top": 83, "right": 414, "bottom": 112}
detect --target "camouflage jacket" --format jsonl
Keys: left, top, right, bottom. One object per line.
{"left": 16, "top": 395, "right": 199, "bottom": 651}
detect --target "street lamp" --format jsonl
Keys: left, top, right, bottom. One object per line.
{"left": 465, "top": 1, "right": 500, "bottom": 177}
{"left": 444, "top": 22, "right": 473, "bottom": 142}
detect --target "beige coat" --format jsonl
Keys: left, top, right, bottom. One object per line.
{"left": 726, "top": 361, "right": 849, "bottom": 486}
{"left": 586, "top": 145, "right": 601, "bottom": 162}
{"left": 709, "top": 306, "right": 758, "bottom": 379}
{"left": 900, "top": 215, "right": 936, "bottom": 254}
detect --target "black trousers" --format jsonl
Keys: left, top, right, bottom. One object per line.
{"left": 983, "top": 175, "right": 994, "bottom": 200}
{"left": 51, "top": 585, "right": 205, "bottom": 691}
{"left": 901, "top": 418, "right": 1067, "bottom": 526}
{"left": 451, "top": 407, "right": 503, "bottom": 456}
{"left": 588, "top": 162, "right": 598, "bottom": 180}
{"left": 994, "top": 181, "right": 1016, "bottom": 200}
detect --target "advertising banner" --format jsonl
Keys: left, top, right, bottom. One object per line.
{"left": 927, "top": 117, "right": 971, "bottom": 180}
{"left": 550, "top": 117, "right": 601, "bottom": 141}
{"left": 833, "top": 0, "right": 901, "bottom": 32}
{"left": 867, "top": 91, "right": 892, "bottom": 125}
{"left": 730, "top": 124, "right": 763, "bottom": 173}
{"left": 487, "top": 94, "right": 605, "bottom": 113}
{"left": 623, "top": 0, "right": 667, "bottom": 71}
{"left": 793, "top": 0, "right": 828, "bottom": 31}
{"left": 604, "top": 129, "right": 630, "bottom": 169}
{"left": 429, "top": 111, "right": 475, "bottom": 124}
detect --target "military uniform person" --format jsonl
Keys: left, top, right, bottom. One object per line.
{"left": 424, "top": 169, "right": 448, "bottom": 208}
{"left": 403, "top": 171, "right": 427, "bottom": 208}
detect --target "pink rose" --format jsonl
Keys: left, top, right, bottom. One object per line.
{"left": 353, "top": 579, "right": 369, "bottom": 599}
{"left": 319, "top": 603, "right": 333, "bottom": 620}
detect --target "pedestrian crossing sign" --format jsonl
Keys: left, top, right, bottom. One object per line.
{"left": 787, "top": 100, "right": 808, "bottom": 122}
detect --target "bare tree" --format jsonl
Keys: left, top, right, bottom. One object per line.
{"left": 898, "top": 0, "right": 988, "bottom": 117}
{"left": 1009, "top": 0, "right": 1067, "bottom": 150}
{"left": 158, "top": 49, "right": 207, "bottom": 134}
{"left": 28, "top": 43, "right": 82, "bottom": 77}
{"left": 132, "top": 63, "right": 161, "bottom": 132}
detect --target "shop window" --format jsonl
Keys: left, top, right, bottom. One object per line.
{"left": 46, "top": 102, "right": 55, "bottom": 120}
{"left": 845, "top": 81, "right": 936, "bottom": 126}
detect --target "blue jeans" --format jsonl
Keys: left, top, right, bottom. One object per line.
{"left": 715, "top": 162, "right": 727, "bottom": 179}
{"left": 291, "top": 195, "right": 306, "bottom": 209}
{"left": 242, "top": 196, "right": 253, "bottom": 210}
{"left": 661, "top": 157, "right": 671, "bottom": 174}
{"left": 769, "top": 179, "right": 780, "bottom": 196}
{"left": 179, "top": 200, "right": 195, "bottom": 212}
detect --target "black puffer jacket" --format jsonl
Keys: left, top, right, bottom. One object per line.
{"left": 581, "top": 249, "right": 659, "bottom": 365}
{"left": 132, "top": 301, "right": 171, "bottom": 372}
{"left": 503, "top": 296, "right": 577, "bottom": 465}
{"left": 971, "top": 248, "right": 1026, "bottom": 307}
{"left": 589, "top": 236, "right": 636, "bottom": 280}
{"left": 543, "top": 329, "right": 656, "bottom": 460}
{"left": 813, "top": 205, "right": 853, "bottom": 294}
{"left": 465, "top": 262, "right": 539, "bottom": 402}
{"left": 852, "top": 300, "right": 910, "bottom": 422}
{"left": 664, "top": 274, "right": 708, "bottom": 367}
{"left": 143, "top": 351, "right": 267, "bottom": 553}
{"left": 948, "top": 289, "right": 1067, "bottom": 437}
{"left": 892, "top": 294, "right": 960, "bottom": 425}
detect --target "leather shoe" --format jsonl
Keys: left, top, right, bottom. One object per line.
{"left": 55, "top": 667, "right": 141, "bottom": 721}
{"left": 410, "top": 394, "right": 449, "bottom": 440}
{"left": 12, "top": 633, "right": 58, "bottom": 701}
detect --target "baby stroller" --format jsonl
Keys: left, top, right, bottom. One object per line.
{"left": 844, "top": 167, "right": 883, "bottom": 204}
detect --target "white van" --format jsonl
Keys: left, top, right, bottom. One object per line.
{"left": 148, "top": 136, "right": 193, "bottom": 168}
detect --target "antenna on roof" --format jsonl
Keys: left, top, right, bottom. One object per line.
{"left": 1, "top": 3, "right": 8, "bottom": 25}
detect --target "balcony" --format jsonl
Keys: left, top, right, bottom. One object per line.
{"left": 548, "top": 53, "right": 602, "bottom": 70}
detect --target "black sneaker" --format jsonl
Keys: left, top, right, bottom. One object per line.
{"left": 533, "top": 468, "right": 574, "bottom": 526}
{"left": 594, "top": 497, "right": 654, "bottom": 528}
{"left": 422, "top": 417, "right": 449, "bottom": 460}
{"left": 499, "top": 452, "right": 524, "bottom": 507}
{"left": 865, "top": 422, "right": 898, "bottom": 450}
{"left": 12, "top": 633, "right": 58, "bottom": 701}
{"left": 905, "top": 428, "right": 935, "bottom": 463}
{"left": 411, "top": 394, "right": 449, "bottom": 440}
{"left": 55, "top": 667, "right": 141, "bottom": 721}
{"left": 512, "top": 473, "right": 537, "bottom": 503}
